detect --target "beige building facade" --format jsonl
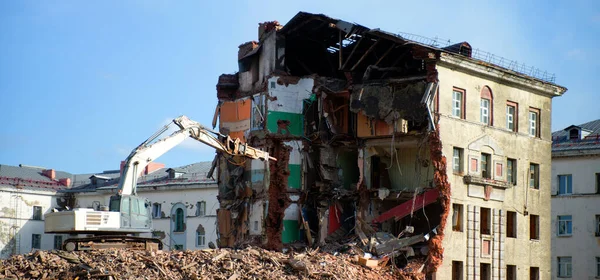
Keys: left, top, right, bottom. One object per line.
{"left": 550, "top": 121, "right": 600, "bottom": 279}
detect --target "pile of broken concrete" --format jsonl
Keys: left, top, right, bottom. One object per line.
{"left": 0, "top": 245, "right": 423, "bottom": 280}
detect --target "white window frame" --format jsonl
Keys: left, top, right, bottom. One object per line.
{"left": 480, "top": 98, "right": 490, "bottom": 124}
{"left": 196, "top": 231, "right": 206, "bottom": 247}
{"left": 506, "top": 104, "right": 515, "bottom": 131}
{"left": 558, "top": 174, "right": 573, "bottom": 195}
{"left": 152, "top": 203, "right": 161, "bottom": 218}
{"left": 529, "top": 111, "right": 538, "bottom": 137}
{"left": 452, "top": 90, "right": 463, "bottom": 118}
{"left": 196, "top": 201, "right": 206, "bottom": 217}
{"left": 453, "top": 147, "right": 463, "bottom": 173}
{"left": 557, "top": 257, "right": 572, "bottom": 278}
{"left": 557, "top": 215, "right": 572, "bottom": 236}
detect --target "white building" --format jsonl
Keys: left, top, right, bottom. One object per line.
{"left": 551, "top": 120, "right": 600, "bottom": 279}
{"left": 0, "top": 161, "right": 218, "bottom": 259}
{"left": 0, "top": 165, "right": 72, "bottom": 258}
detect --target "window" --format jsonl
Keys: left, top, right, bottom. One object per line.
{"left": 173, "top": 244, "right": 183, "bottom": 250}
{"left": 495, "top": 162, "right": 503, "bottom": 180}
{"left": 558, "top": 175, "right": 573, "bottom": 195}
{"left": 530, "top": 214, "right": 539, "bottom": 240}
{"left": 480, "top": 86, "right": 493, "bottom": 126}
{"left": 452, "top": 204, "right": 463, "bottom": 232}
{"left": 254, "top": 221, "right": 259, "bottom": 231}
{"left": 481, "top": 153, "right": 491, "bottom": 179}
{"left": 529, "top": 108, "right": 540, "bottom": 137}
{"left": 530, "top": 267, "right": 539, "bottom": 280}
{"left": 196, "top": 224, "right": 206, "bottom": 247}
{"left": 506, "top": 265, "right": 516, "bottom": 280}
{"left": 595, "top": 215, "right": 600, "bottom": 236}
{"left": 54, "top": 235, "right": 62, "bottom": 250}
{"left": 506, "top": 101, "right": 518, "bottom": 132}
{"left": 32, "top": 206, "right": 42, "bottom": 220}
{"left": 174, "top": 208, "right": 184, "bottom": 232}
{"left": 596, "top": 257, "right": 600, "bottom": 278}
{"left": 507, "top": 158, "right": 517, "bottom": 185}
{"left": 31, "top": 234, "right": 41, "bottom": 249}
{"left": 507, "top": 211, "right": 517, "bottom": 238}
{"left": 557, "top": 215, "right": 572, "bottom": 236}
{"left": 480, "top": 98, "right": 490, "bottom": 124}
{"left": 557, "top": 257, "right": 572, "bottom": 278}
{"left": 480, "top": 263, "right": 491, "bottom": 280}
{"left": 196, "top": 201, "right": 206, "bottom": 217}
{"left": 152, "top": 203, "right": 162, "bottom": 218}
{"left": 596, "top": 173, "right": 600, "bottom": 194}
{"left": 480, "top": 207, "right": 491, "bottom": 235}
{"left": 452, "top": 89, "right": 465, "bottom": 118}
{"left": 470, "top": 157, "right": 479, "bottom": 173}
{"left": 452, "top": 261, "right": 463, "bottom": 280}
{"left": 569, "top": 128, "right": 579, "bottom": 140}
{"left": 453, "top": 147, "right": 464, "bottom": 173}
{"left": 529, "top": 163, "right": 539, "bottom": 189}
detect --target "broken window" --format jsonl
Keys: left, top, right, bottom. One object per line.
{"left": 506, "top": 265, "right": 516, "bottom": 280}
{"left": 558, "top": 175, "right": 572, "bottom": 195}
{"left": 152, "top": 203, "right": 162, "bottom": 218}
{"left": 452, "top": 261, "right": 463, "bottom": 280}
{"left": 507, "top": 211, "right": 517, "bottom": 238}
{"left": 452, "top": 88, "right": 465, "bottom": 119}
{"left": 557, "top": 215, "right": 572, "bottom": 236}
{"left": 480, "top": 98, "right": 490, "bottom": 125}
{"left": 452, "top": 204, "right": 463, "bottom": 232}
{"left": 507, "top": 158, "right": 517, "bottom": 185}
{"left": 480, "top": 263, "right": 491, "bottom": 280}
{"left": 480, "top": 207, "right": 491, "bottom": 235}
{"left": 529, "top": 108, "right": 540, "bottom": 137}
{"left": 557, "top": 257, "right": 572, "bottom": 278}
{"left": 481, "top": 153, "right": 491, "bottom": 179}
{"left": 453, "top": 147, "right": 464, "bottom": 173}
{"left": 506, "top": 101, "right": 518, "bottom": 132}
{"left": 530, "top": 214, "right": 540, "bottom": 240}
{"left": 31, "top": 234, "right": 41, "bottom": 249}
{"left": 196, "top": 224, "right": 206, "bottom": 247}
{"left": 175, "top": 208, "right": 184, "bottom": 232}
{"left": 54, "top": 235, "right": 62, "bottom": 250}
{"left": 530, "top": 267, "right": 539, "bottom": 280}
{"left": 529, "top": 163, "right": 539, "bottom": 189}
{"left": 32, "top": 206, "right": 42, "bottom": 220}
{"left": 196, "top": 201, "right": 206, "bottom": 217}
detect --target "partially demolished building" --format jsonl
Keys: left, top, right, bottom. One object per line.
{"left": 213, "top": 12, "right": 566, "bottom": 279}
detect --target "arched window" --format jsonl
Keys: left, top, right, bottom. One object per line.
{"left": 480, "top": 86, "right": 493, "bottom": 125}
{"left": 175, "top": 208, "right": 184, "bottom": 232}
{"left": 196, "top": 224, "right": 206, "bottom": 247}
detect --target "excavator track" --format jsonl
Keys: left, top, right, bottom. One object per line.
{"left": 63, "top": 235, "right": 163, "bottom": 251}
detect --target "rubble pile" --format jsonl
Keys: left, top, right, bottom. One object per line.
{"left": 0, "top": 247, "right": 408, "bottom": 280}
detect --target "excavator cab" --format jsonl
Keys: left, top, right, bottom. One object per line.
{"left": 109, "top": 194, "right": 152, "bottom": 231}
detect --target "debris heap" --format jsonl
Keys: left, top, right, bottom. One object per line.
{"left": 0, "top": 247, "right": 413, "bottom": 280}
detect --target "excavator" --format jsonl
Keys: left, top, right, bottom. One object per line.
{"left": 44, "top": 115, "right": 274, "bottom": 251}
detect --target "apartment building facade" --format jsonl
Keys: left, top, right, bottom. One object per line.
{"left": 213, "top": 12, "right": 566, "bottom": 279}
{"left": 551, "top": 120, "right": 600, "bottom": 279}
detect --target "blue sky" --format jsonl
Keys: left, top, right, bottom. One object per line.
{"left": 1, "top": 1, "right": 598, "bottom": 173}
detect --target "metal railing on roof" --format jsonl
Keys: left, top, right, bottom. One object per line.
{"left": 397, "top": 32, "right": 556, "bottom": 83}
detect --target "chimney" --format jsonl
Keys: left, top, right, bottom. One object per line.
{"left": 120, "top": 161, "right": 126, "bottom": 175}
{"left": 258, "top": 21, "right": 281, "bottom": 42}
{"left": 59, "top": 178, "right": 71, "bottom": 187}
{"left": 42, "top": 169, "right": 56, "bottom": 181}
{"left": 145, "top": 162, "right": 165, "bottom": 175}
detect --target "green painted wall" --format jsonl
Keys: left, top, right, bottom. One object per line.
{"left": 282, "top": 220, "right": 299, "bottom": 244}
{"left": 266, "top": 111, "right": 304, "bottom": 136}
{"left": 288, "top": 164, "right": 301, "bottom": 189}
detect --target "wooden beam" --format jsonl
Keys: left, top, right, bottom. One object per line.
{"left": 374, "top": 43, "right": 396, "bottom": 66}
{"left": 340, "top": 36, "right": 364, "bottom": 70}
{"left": 371, "top": 189, "right": 439, "bottom": 224}
{"left": 350, "top": 39, "right": 380, "bottom": 71}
